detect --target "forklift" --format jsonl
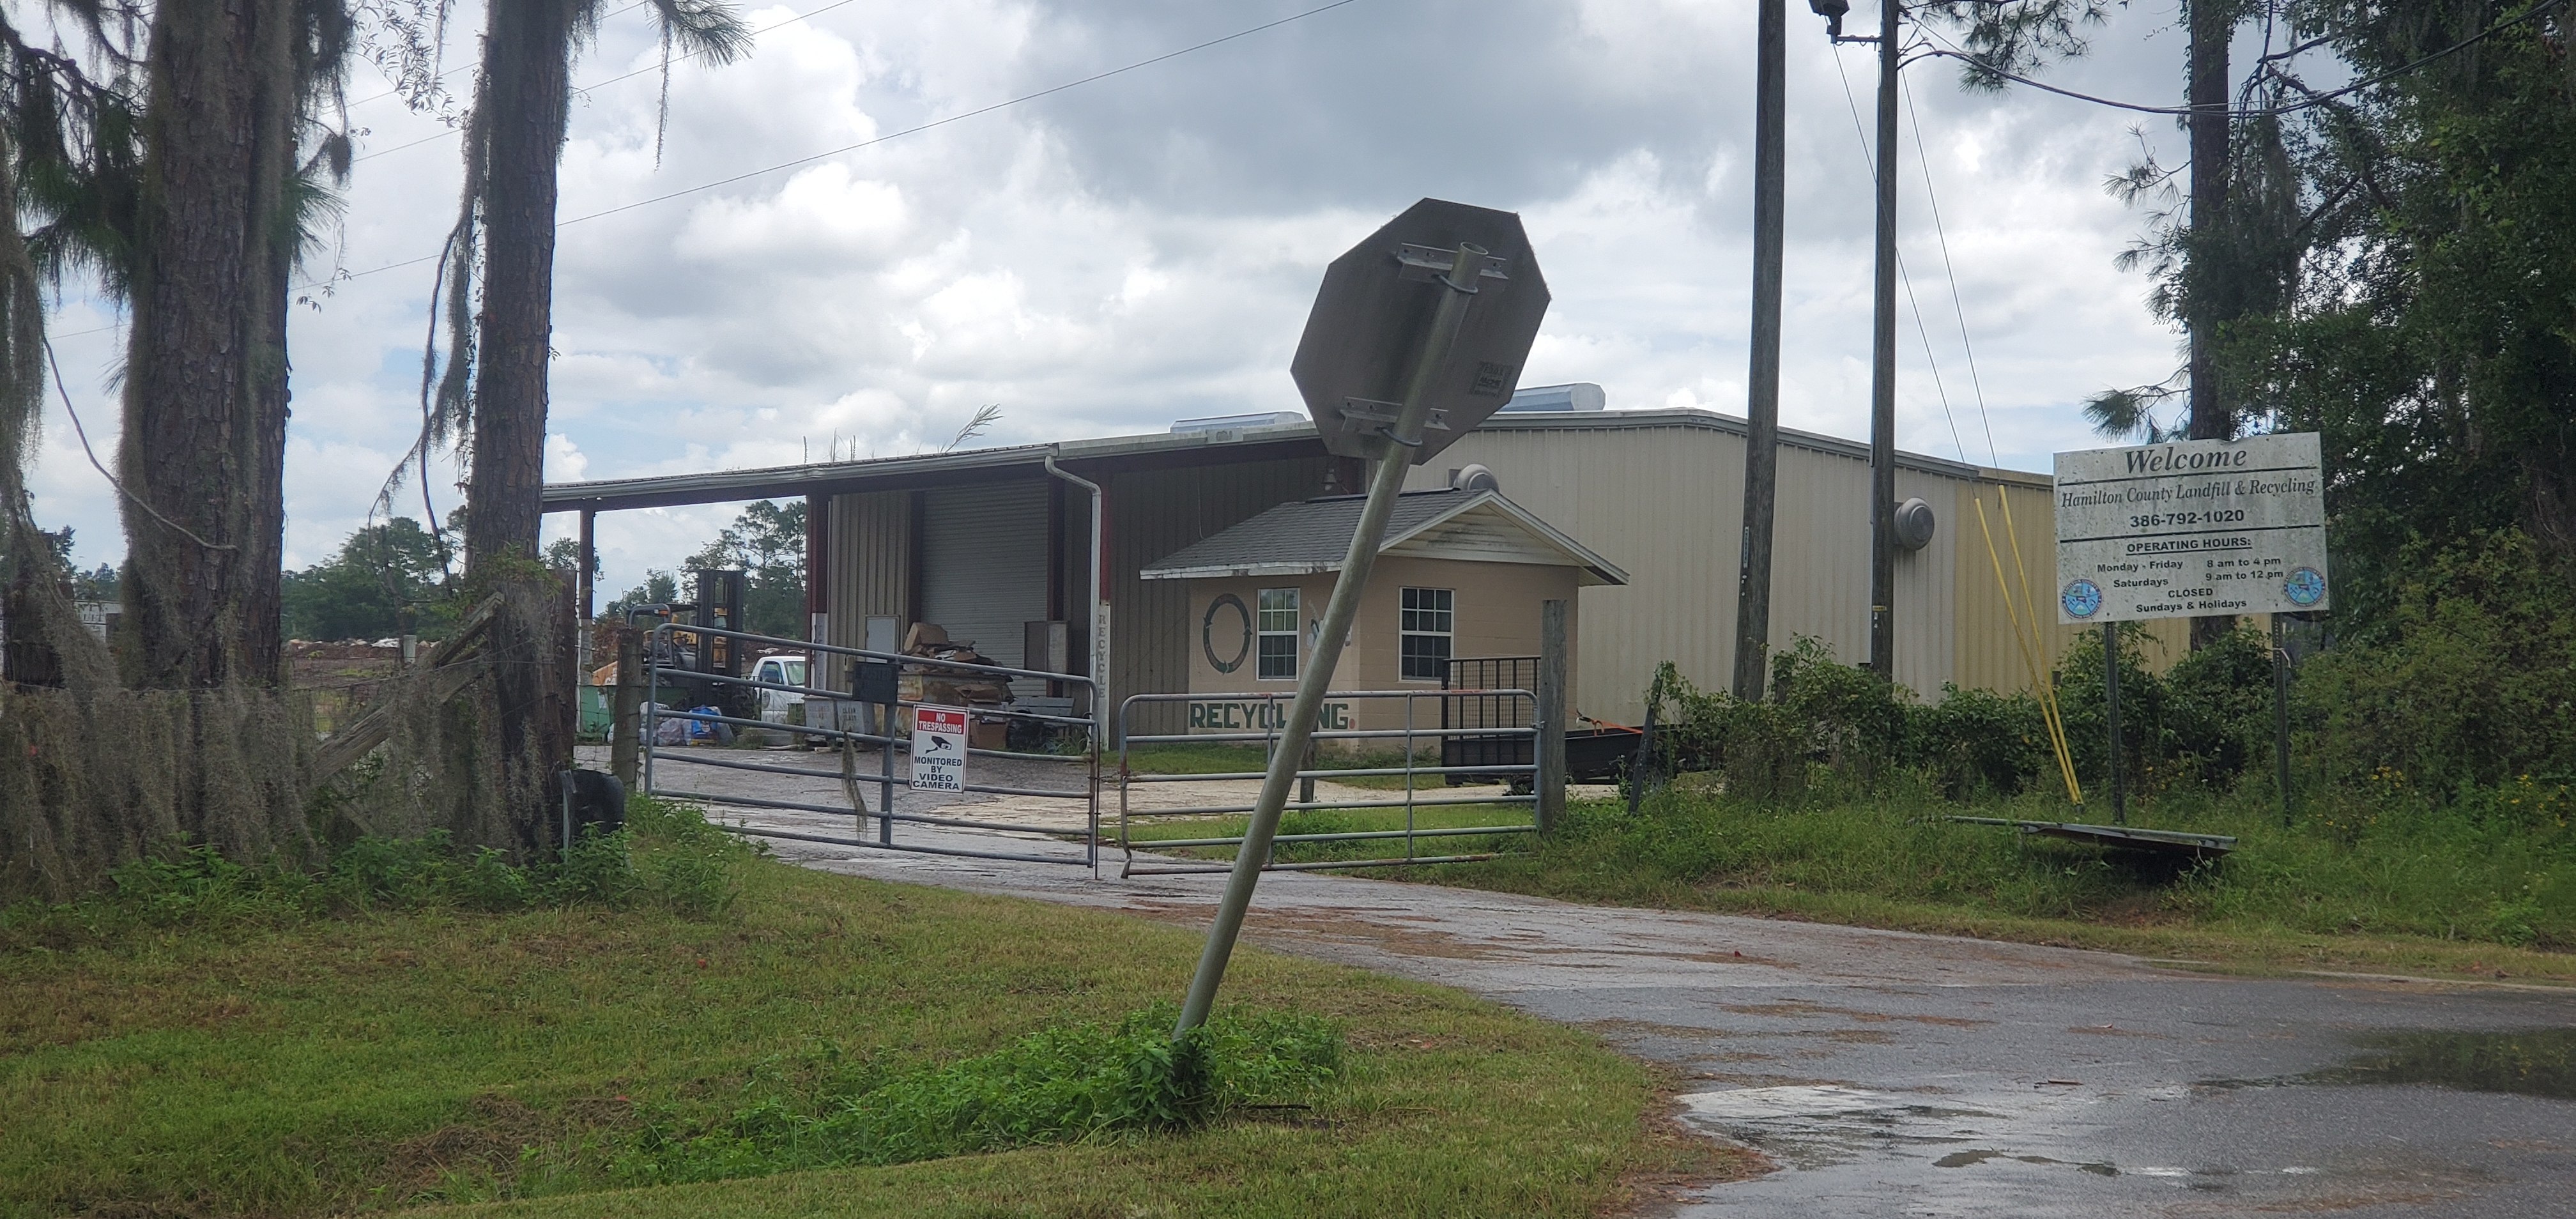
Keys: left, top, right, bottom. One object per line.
{"left": 624, "top": 569, "right": 755, "bottom": 723}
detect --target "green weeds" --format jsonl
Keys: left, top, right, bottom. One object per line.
{"left": 615, "top": 1005, "right": 1342, "bottom": 1184}
{"left": 1422, "top": 780, "right": 2576, "bottom": 958}
{"left": 0, "top": 797, "right": 747, "bottom": 950}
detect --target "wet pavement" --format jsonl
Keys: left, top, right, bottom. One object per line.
{"left": 610, "top": 745, "right": 2576, "bottom": 1216}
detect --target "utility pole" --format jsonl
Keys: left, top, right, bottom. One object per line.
{"left": 1733, "top": 0, "right": 1787, "bottom": 700}
{"left": 1867, "top": 0, "right": 1900, "bottom": 680}
{"left": 2184, "top": 0, "right": 2236, "bottom": 654}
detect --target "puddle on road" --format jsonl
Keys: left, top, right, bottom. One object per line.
{"left": 2207, "top": 1027, "right": 2576, "bottom": 1101}
{"left": 1933, "top": 1148, "right": 2120, "bottom": 1176}
{"left": 1675, "top": 1085, "right": 2012, "bottom": 1171}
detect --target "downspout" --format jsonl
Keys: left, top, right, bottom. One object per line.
{"left": 1043, "top": 448, "right": 1106, "bottom": 749}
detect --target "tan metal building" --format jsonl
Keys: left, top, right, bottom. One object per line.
{"left": 1390, "top": 408, "right": 2170, "bottom": 723}
{"left": 542, "top": 402, "right": 2158, "bottom": 737}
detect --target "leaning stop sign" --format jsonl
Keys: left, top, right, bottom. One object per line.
{"left": 1289, "top": 198, "right": 1551, "bottom": 464}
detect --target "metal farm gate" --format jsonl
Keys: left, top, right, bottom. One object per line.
{"left": 643, "top": 624, "right": 1100, "bottom": 868}
{"left": 1114, "top": 687, "right": 1540, "bottom": 877}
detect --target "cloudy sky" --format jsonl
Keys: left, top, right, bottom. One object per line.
{"left": 27, "top": 0, "right": 2236, "bottom": 601}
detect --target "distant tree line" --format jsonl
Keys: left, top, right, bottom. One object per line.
{"left": 603, "top": 500, "right": 807, "bottom": 639}
{"left": 264, "top": 500, "right": 801, "bottom": 643}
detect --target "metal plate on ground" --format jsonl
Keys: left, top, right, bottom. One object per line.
{"left": 1290, "top": 198, "right": 1550, "bottom": 463}
{"left": 1949, "top": 816, "right": 2235, "bottom": 859}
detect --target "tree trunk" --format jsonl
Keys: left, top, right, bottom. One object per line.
{"left": 2185, "top": 0, "right": 2234, "bottom": 651}
{"left": 463, "top": 0, "right": 581, "bottom": 853}
{"left": 121, "top": 0, "right": 298, "bottom": 689}
{"left": 463, "top": 0, "right": 573, "bottom": 570}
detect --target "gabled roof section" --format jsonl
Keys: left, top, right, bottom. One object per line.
{"left": 1139, "top": 489, "right": 1629, "bottom": 586}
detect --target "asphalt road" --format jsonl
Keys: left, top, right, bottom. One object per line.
{"left": 619, "top": 744, "right": 2576, "bottom": 1217}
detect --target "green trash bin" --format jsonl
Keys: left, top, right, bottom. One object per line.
{"left": 578, "top": 684, "right": 613, "bottom": 742}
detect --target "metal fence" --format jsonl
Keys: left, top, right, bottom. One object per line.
{"left": 1114, "top": 688, "right": 1538, "bottom": 877}
{"left": 644, "top": 623, "right": 1099, "bottom": 868}
{"left": 1443, "top": 656, "right": 1539, "bottom": 790}
{"left": 1443, "top": 656, "right": 1537, "bottom": 732}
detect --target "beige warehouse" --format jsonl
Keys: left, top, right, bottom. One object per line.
{"left": 1397, "top": 408, "right": 2186, "bottom": 723}
{"left": 542, "top": 399, "right": 2168, "bottom": 737}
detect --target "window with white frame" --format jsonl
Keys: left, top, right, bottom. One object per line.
{"left": 1399, "top": 586, "right": 1453, "bottom": 681}
{"left": 1257, "top": 588, "right": 1300, "bottom": 679}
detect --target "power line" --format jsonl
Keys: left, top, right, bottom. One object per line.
{"left": 558, "top": 0, "right": 1368, "bottom": 229}
{"left": 344, "top": 0, "right": 654, "bottom": 110}
{"left": 1903, "top": 74, "right": 1998, "bottom": 466}
{"left": 1914, "top": 0, "right": 2558, "bottom": 118}
{"left": 309, "top": 0, "right": 1370, "bottom": 289}
{"left": 1833, "top": 47, "right": 1970, "bottom": 464}
{"left": 351, "top": 0, "right": 864, "bottom": 165}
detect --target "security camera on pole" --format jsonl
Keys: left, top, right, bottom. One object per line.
{"left": 1173, "top": 199, "right": 1551, "bottom": 1038}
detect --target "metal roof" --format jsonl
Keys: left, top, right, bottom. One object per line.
{"left": 539, "top": 408, "right": 2044, "bottom": 514}
{"left": 1137, "top": 487, "right": 1629, "bottom": 586}
{"left": 537, "top": 420, "right": 1318, "bottom": 512}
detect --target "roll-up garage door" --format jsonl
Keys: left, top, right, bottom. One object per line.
{"left": 919, "top": 481, "right": 1050, "bottom": 694}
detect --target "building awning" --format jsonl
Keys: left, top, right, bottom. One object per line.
{"left": 1137, "top": 488, "right": 1629, "bottom": 586}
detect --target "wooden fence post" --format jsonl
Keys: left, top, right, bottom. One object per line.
{"left": 1537, "top": 599, "right": 1568, "bottom": 832}
{"left": 610, "top": 627, "right": 645, "bottom": 791}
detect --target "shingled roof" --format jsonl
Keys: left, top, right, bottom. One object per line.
{"left": 1138, "top": 488, "right": 1627, "bottom": 586}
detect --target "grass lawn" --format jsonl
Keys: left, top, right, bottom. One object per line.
{"left": 0, "top": 837, "right": 1745, "bottom": 1218}
{"left": 1390, "top": 788, "right": 2576, "bottom": 986}
{"left": 1101, "top": 763, "right": 2576, "bottom": 984}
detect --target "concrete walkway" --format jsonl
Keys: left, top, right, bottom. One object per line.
{"left": 622, "top": 746, "right": 2576, "bottom": 1218}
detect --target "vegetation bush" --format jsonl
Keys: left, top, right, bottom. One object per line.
{"left": 0, "top": 795, "right": 747, "bottom": 949}
{"left": 2294, "top": 530, "right": 2576, "bottom": 797}
{"left": 1635, "top": 632, "right": 2278, "bottom": 806}
{"left": 1643, "top": 532, "right": 2574, "bottom": 818}
{"left": 616, "top": 1005, "right": 1344, "bottom": 1184}
{"left": 1503, "top": 532, "right": 2576, "bottom": 951}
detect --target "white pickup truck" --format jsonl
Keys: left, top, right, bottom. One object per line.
{"left": 751, "top": 654, "right": 808, "bottom": 730}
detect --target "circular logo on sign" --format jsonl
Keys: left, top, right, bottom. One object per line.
{"left": 2284, "top": 566, "right": 2326, "bottom": 606}
{"left": 1202, "top": 593, "right": 1252, "bottom": 673}
{"left": 2062, "top": 578, "right": 2104, "bottom": 619}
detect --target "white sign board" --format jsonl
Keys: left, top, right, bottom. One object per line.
{"left": 910, "top": 705, "right": 969, "bottom": 792}
{"left": 2055, "top": 433, "right": 2330, "bottom": 624}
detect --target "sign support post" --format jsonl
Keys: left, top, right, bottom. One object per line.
{"left": 2104, "top": 621, "right": 2124, "bottom": 826}
{"left": 1175, "top": 242, "right": 1496, "bottom": 1038}
{"left": 2274, "top": 615, "right": 2292, "bottom": 826}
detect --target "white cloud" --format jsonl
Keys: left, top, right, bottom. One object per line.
{"left": 25, "top": 0, "right": 2208, "bottom": 599}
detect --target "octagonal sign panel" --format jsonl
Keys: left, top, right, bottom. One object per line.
{"left": 1290, "top": 199, "right": 1550, "bottom": 464}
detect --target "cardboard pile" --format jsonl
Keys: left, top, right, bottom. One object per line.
{"left": 898, "top": 624, "right": 1013, "bottom": 739}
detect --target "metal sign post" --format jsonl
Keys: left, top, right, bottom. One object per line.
{"left": 2104, "top": 621, "right": 2124, "bottom": 825}
{"left": 2273, "top": 614, "right": 2293, "bottom": 826}
{"left": 1175, "top": 200, "right": 1549, "bottom": 1038}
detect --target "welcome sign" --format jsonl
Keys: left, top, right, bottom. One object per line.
{"left": 2054, "top": 433, "right": 2331, "bottom": 624}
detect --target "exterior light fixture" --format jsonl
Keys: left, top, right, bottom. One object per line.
{"left": 1809, "top": 0, "right": 1851, "bottom": 40}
